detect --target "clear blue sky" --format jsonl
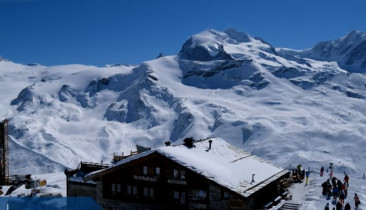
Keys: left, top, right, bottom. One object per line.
{"left": 1, "top": 0, "right": 365, "bottom": 66}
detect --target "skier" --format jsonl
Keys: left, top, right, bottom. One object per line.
{"left": 344, "top": 202, "right": 351, "bottom": 210}
{"left": 320, "top": 166, "right": 324, "bottom": 176}
{"left": 344, "top": 174, "right": 349, "bottom": 186}
{"left": 324, "top": 203, "right": 330, "bottom": 210}
{"left": 305, "top": 170, "right": 310, "bottom": 186}
{"left": 354, "top": 193, "right": 360, "bottom": 208}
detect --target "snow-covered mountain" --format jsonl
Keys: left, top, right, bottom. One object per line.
{"left": 1, "top": 29, "right": 366, "bottom": 177}
{"left": 279, "top": 30, "right": 366, "bottom": 73}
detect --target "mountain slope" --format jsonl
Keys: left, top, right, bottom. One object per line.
{"left": 1, "top": 29, "right": 366, "bottom": 176}
{"left": 279, "top": 30, "right": 366, "bottom": 73}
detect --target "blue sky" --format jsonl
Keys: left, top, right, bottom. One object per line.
{"left": 0, "top": 0, "right": 365, "bottom": 66}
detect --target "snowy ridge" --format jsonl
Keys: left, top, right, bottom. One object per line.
{"left": 0, "top": 29, "right": 365, "bottom": 180}
{"left": 278, "top": 30, "right": 366, "bottom": 73}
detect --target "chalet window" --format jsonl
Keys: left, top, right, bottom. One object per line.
{"left": 180, "top": 170, "right": 185, "bottom": 179}
{"left": 223, "top": 191, "right": 229, "bottom": 199}
{"left": 155, "top": 167, "right": 160, "bottom": 176}
{"left": 133, "top": 186, "right": 137, "bottom": 195}
{"left": 173, "top": 169, "right": 179, "bottom": 178}
{"left": 143, "top": 166, "right": 148, "bottom": 175}
{"left": 198, "top": 190, "right": 207, "bottom": 198}
{"left": 117, "top": 184, "right": 121, "bottom": 193}
{"left": 111, "top": 183, "right": 116, "bottom": 192}
{"left": 150, "top": 188, "right": 154, "bottom": 198}
{"left": 189, "top": 189, "right": 207, "bottom": 201}
{"left": 180, "top": 192, "right": 186, "bottom": 204}
{"left": 173, "top": 191, "right": 179, "bottom": 199}
{"left": 127, "top": 185, "right": 132, "bottom": 194}
{"left": 144, "top": 187, "right": 149, "bottom": 197}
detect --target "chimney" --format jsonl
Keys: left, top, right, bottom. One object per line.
{"left": 208, "top": 140, "right": 213, "bottom": 150}
{"left": 165, "top": 141, "right": 171, "bottom": 147}
{"left": 183, "top": 137, "right": 195, "bottom": 148}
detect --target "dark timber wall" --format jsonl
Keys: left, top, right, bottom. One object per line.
{"left": 0, "top": 119, "right": 8, "bottom": 185}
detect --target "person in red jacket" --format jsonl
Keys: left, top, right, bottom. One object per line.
{"left": 344, "top": 174, "right": 349, "bottom": 186}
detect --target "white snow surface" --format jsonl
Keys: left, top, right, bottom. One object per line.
{"left": 0, "top": 29, "right": 366, "bottom": 206}
{"left": 1, "top": 172, "right": 66, "bottom": 197}
{"left": 157, "top": 138, "right": 286, "bottom": 197}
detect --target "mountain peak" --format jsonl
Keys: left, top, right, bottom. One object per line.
{"left": 224, "top": 28, "right": 251, "bottom": 43}
{"left": 178, "top": 28, "right": 275, "bottom": 61}
{"left": 178, "top": 29, "right": 233, "bottom": 61}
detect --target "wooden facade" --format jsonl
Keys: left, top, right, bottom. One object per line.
{"left": 0, "top": 119, "right": 9, "bottom": 185}
{"left": 66, "top": 162, "right": 110, "bottom": 200}
{"left": 86, "top": 151, "right": 287, "bottom": 210}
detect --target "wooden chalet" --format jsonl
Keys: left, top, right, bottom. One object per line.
{"left": 84, "top": 138, "right": 289, "bottom": 210}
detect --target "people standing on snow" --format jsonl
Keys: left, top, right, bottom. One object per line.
{"left": 305, "top": 170, "right": 310, "bottom": 186}
{"left": 324, "top": 203, "right": 330, "bottom": 210}
{"left": 354, "top": 193, "right": 360, "bottom": 208}
{"left": 344, "top": 174, "right": 349, "bottom": 186}
{"left": 320, "top": 166, "right": 324, "bottom": 176}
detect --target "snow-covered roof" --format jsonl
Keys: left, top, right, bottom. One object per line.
{"left": 85, "top": 138, "right": 288, "bottom": 198}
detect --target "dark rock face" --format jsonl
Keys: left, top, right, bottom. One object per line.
{"left": 179, "top": 38, "right": 233, "bottom": 61}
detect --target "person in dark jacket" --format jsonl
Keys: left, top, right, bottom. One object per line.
{"left": 339, "top": 190, "right": 345, "bottom": 206}
{"left": 320, "top": 166, "right": 325, "bottom": 176}
{"left": 336, "top": 201, "right": 342, "bottom": 210}
{"left": 337, "top": 180, "right": 343, "bottom": 191}
{"left": 324, "top": 203, "right": 330, "bottom": 210}
{"left": 333, "top": 187, "right": 339, "bottom": 203}
{"left": 354, "top": 193, "right": 360, "bottom": 208}
{"left": 322, "top": 181, "right": 328, "bottom": 196}
{"left": 344, "top": 202, "right": 351, "bottom": 210}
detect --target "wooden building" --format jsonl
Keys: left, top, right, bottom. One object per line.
{"left": 65, "top": 162, "right": 110, "bottom": 200}
{"left": 85, "top": 138, "right": 289, "bottom": 210}
{"left": 0, "top": 119, "right": 9, "bottom": 185}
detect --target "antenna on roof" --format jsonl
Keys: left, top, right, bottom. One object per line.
{"left": 251, "top": 174, "right": 255, "bottom": 184}
{"left": 208, "top": 139, "right": 213, "bottom": 150}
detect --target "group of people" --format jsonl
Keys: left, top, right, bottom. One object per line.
{"left": 320, "top": 164, "right": 361, "bottom": 210}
